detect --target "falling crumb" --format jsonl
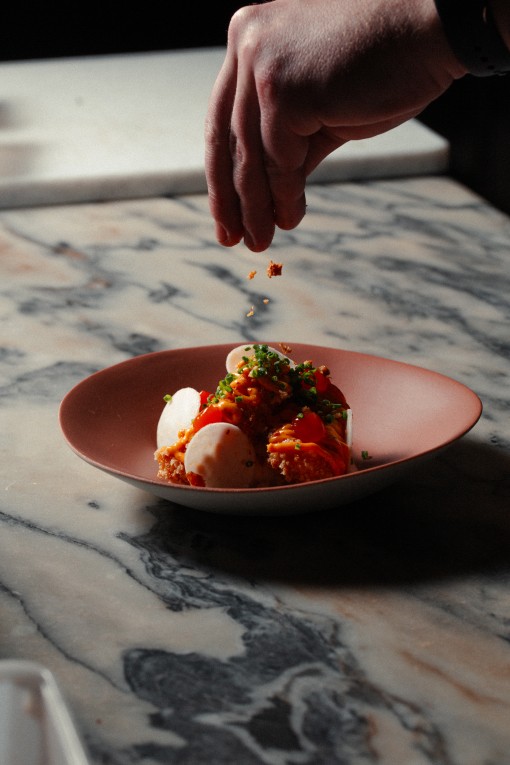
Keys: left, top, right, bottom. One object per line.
{"left": 267, "top": 260, "right": 283, "bottom": 278}
{"left": 247, "top": 306, "right": 255, "bottom": 317}
{"left": 263, "top": 298, "right": 269, "bottom": 304}
{"left": 247, "top": 270, "right": 257, "bottom": 280}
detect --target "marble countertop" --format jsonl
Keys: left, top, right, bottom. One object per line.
{"left": 1, "top": 175, "right": 509, "bottom": 764}
{"left": 0, "top": 48, "right": 448, "bottom": 208}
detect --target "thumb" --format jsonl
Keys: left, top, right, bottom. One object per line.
{"left": 304, "top": 132, "right": 349, "bottom": 177}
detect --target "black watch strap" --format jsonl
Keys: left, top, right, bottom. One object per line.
{"left": 434, "top": 0, "right": 510, "bottom": 76}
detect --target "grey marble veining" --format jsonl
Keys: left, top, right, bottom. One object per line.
{"left": 1, "top": 176, "right": 509, "bottom": 764}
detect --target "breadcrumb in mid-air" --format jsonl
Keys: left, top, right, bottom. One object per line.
{"left": 267, "top": 260, "right": 283, "bottom": 278}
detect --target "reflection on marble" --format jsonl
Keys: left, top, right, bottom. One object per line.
{"left": 0, "top": 176, "right": 509, "bottom": 764}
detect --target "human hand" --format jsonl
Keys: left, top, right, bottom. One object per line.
{"left": 204, "top": 0, "right": 465, "bottom": 251}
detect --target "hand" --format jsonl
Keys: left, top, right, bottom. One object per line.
{"left": 204, "top": 0, "right": 465, "bottom": 252}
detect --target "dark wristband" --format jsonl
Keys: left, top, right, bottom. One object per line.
{"left": 434, "top": 0, "right": 510, "bottom": 76}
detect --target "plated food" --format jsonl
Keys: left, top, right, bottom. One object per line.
{"left": 59, "top": 342, "right": 482, "bottom": 515}
{"left": 155, "top": 344, "right": 353, "bottom": 489}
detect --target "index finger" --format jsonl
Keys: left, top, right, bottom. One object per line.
{"left": 204, "top": 54, "right": 244, "bottom": 247}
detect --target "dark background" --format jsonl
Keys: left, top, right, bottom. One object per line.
{"left": 3, "top": 6, "right": 510, "bottom": 216}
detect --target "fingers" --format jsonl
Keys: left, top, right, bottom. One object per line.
{"left": 205, "top": 56, "right": 244, "bottom": 248}
{"left": 205, "top": 27, "right": 279, "bottom": 252}
{"left": 205, "top": 13, "right": 319, "bottom": 252}
{"left": 229, "top": 55, "right": 277, "bottom": 251}
{"left": 206, "top": 65, "right": 310, "bottom": 251}
{"left": 206, "top": 61, "right": 355, "bottom": 251}
{"left": 206, "top": 55, "right": 279, "bottom": 252}
{"left": 258, "top": 97, "right": 309, "bottom": 233}
{"left": 206, "top": 15, "right": 312, "bottom": 251}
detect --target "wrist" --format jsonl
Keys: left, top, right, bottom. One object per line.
{"left": 433, "top": 0, "right": 510, "bottom": 76}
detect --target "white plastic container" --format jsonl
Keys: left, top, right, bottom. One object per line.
{"left": 0, "top": 660, "right": 89, "bottom": 765}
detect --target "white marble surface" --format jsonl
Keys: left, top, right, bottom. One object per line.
{"left": 1, "top": 176, "right": 510, "bottom": 764}
{"left": 0, "top": 48, "right": 448, "bottom": 208}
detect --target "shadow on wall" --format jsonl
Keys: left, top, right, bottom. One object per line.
{"left": 419, "top": 74, "right": 510, "bottom": 216}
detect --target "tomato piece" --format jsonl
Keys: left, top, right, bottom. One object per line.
{"left": 313, "top": 370, "right": 330, "bottom": 394}
{"left": 193, "top": 405, "right": 226, "bottom": 432}
{"left": 301, "top": 369, "right": 330, "bottom": 395}
{"left": 323, "top": 382, "right": 348, "bottom": 408}
{"left": 292, "top": 411, "right": 327, "bottom": 443}
{"left": 199, "top": 390, "right": 212, "bottom": 406}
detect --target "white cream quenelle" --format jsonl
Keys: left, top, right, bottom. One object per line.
{"left": 156, "top": 387, "right": 201, "bottom": 449}
{"left": 183, "top": 422, "right": 256, "bottom": 488}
